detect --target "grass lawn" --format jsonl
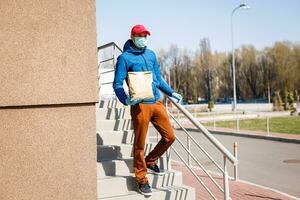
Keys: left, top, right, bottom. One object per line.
{"left": 204, "top": 116, "right": 300, "bottom": 135}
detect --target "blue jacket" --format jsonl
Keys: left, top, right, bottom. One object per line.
{"left": 113, "top": 40, "right": 174, "bottom": 105}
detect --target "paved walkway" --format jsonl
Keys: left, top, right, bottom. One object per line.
{"left": 171, "top": 161, "right": 298, "bottom": 200}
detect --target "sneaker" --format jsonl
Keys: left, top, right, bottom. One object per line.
{"left": 138, "top": 182, "right": 152, "bottom": 196}
{"left": 147, "top": 164, "right": 165, "bottom": 175}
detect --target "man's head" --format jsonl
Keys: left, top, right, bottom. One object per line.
{"left": 130, "top": 24, "right": 151, "bottom": 49}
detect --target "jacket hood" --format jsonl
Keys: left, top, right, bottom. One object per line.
{"left": 123, "top": 39, "right": 146, "bottom": 54}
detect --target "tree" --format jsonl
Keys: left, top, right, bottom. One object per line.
{"left": 240, "top": 45, "right": 264, "bottom": 99}
{"left": 198, "top": 38, "right": 215, "bottom": 101}
{"left": 156, "top": 40, "right": 300, "bottom": 105}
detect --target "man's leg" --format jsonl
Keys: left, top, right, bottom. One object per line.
{"left": 131, "top": 103, "right": 152, "bottom": 184}
{"left": 145, "top": 101, "right": 176, "bottom": 166}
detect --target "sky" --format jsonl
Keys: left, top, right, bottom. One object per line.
{"left": 96, "top": 0, "right": 300, "bottom": 52}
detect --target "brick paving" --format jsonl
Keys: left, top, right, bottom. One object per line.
{"left": 172, "top": 161, "right": 297, "bottom": 200}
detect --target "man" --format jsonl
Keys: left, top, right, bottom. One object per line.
{"left": 113, "top": 24, "right": 182, "bottom": 196}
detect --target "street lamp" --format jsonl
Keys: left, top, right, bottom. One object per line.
{"left": 231, "top": 3, "right": 250, "bottom": 112}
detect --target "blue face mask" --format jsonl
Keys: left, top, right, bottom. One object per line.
{"left": 133, "top": 37, "right": 148, "bottom": 49}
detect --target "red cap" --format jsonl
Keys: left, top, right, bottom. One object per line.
{"left": 131, "top": 24, "right": 151, "bottom": 36}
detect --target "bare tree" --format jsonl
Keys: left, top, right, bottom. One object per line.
{"left": 157, "top": 40, "right": 300, "bottom": 104}
{"left": 198, "top": 38, "right": 215, "bottom": 101}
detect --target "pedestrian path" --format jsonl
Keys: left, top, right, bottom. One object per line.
{"left": 172, "top": 161, "right": 298, "bottom": 200}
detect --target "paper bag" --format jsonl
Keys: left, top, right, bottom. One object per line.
{"left": 127, "top": 71, "right": 154, "bottom": 101}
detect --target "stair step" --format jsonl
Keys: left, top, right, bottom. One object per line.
{"left": 98, "top": 99, "right": 127, "bottom": 108}
{"left": 97, "top": 185, "right": 195, "bottom": 200}
{"left": 97, "top": 130, "right": 135, "bottom": 145}
{"left": 96, "top": 98, "right": 196, "bottom": 199}
{"left": 97, "top": 144, "right": 155, "bottom": 161}
{"left": 97, "top": 170, "right": 183, "bottom": 198}
{"left": 97, "top": 158, "right": 134, "bottom": 177}
{"left": 97, "top": 157, "right": 169, "bottom": 179}
{"left": 96, "top": 119, "right": 133, "bottom": 131}
{"left": 96, "top": 107, "right": 131, "bottom": 120}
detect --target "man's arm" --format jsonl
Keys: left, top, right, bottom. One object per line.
{"left": 113, "top": 55, "right": 128, "bottom": 105}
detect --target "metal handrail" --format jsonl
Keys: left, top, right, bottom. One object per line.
{"left": 169, "top": 112, "right": 224, "bottom": 173}
{"left": 98, "top": 42, "right": 123, "bottom": 99}
{"left": 168, "top": 96, "right": 238, "bottom": 165}
{"left": 98, "top": 42, "right": 122, "bottom": 52}
{"left": 171, "top": 146, "right": 218, "bottom": 200}
{"left": 100, "top": 57, "right": 115, "bottom": 64}
{"left": 174, "top": 133, "right": 224, "bottom": 194}
{"left": 167, "top": 97, "right": 235, "bottom": 200}
{"left": 99, "top": 69, "right": 115, "bottom": 75}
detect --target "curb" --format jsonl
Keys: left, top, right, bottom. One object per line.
{"left": 182, "top": 128, "right": 300, "bottom": 144}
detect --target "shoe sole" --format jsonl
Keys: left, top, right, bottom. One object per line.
{"left": 138, "top": 189, "right": 152, "bottom": 197}
{"left": 147, "top": 168, "right": 165, "bottom": 176}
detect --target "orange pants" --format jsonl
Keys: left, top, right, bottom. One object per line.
{"left": 130, "top": 100, "right": 176, "bottom": 184}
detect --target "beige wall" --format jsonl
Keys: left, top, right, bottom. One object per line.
{"left": 0, "top": 105, "right": 96, "bottom": 199}
{"left": 0, "top": 0, "right": 98, "bottom": 107}
{"left": 0, "top": 0, "right": 98, "bottom": 199}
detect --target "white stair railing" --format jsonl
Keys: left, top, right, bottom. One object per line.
{"left": 166, "top": 97, "right": 238, "bottom": 200}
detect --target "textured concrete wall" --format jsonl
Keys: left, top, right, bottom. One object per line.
{"left": 0, "top": 0, "right": 98, "bottom": 107}
{"left": 0, "top": 105, "right": 96, "bottom": 199}
{"left": 0, "top": 0, "right": 98, "bottom": 199}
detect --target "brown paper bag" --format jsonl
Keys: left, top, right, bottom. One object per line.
{"left": 127, "top": 71, "right": 154, "bottom": 101}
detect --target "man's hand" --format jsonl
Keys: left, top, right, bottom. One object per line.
{"left": 172, "top": 92, "right": 183, "bottom": 104}
{"left": 126, "top": 97, "right": 142, "bottom": 106}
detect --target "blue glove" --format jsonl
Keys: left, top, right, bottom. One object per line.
{"left": 125, "top": 96, "right": 142, "bottom": 106}
{"left": 172, "top": 92, "right": 183, "bottom": 104}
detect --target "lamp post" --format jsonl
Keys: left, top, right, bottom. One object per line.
{"left": 231, "top": 3, "right": 250, "bottom": 112}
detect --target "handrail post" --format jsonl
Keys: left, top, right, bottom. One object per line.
{"left": 233, "top": 142, "right": 238, "bottom": 181}
{"left": 187, "top": 135, "right": 191, "bottom": 166}
{"left": 223, "top": 156, "right": 230, "bottom": 200}
{"left": 165, "top": 98, "right": 171, "bottom": 171}
{"left": 166, "top": 149, "right": 171, "bottom": 171}
{"left": 112, "top": 44, "right": 116, "bottom": 69}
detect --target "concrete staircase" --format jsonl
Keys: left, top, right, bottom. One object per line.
{"left": 96, "top": 98, "right": 196, "bottom": 200}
